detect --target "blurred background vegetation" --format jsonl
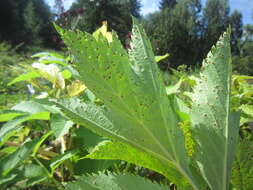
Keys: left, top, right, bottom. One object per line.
{"left": 0, "top": 1, "right": 253, "bottom": 189}
{"left": 0, "top": 0, "right": 252, "bottom": 108}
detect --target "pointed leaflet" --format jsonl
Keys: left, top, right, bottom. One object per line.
{"left": 0, "top": 112, "right": 49, "bottom": 144}
{"left": 66, "top": 173, "right": 167, "bottom": 190}
{"left": 190, "top": 28, "right": 240, "bottom": 190}
{"left": 8, "top": 71, "right": 40, "bottom": 86}
{"left": 0, "top": 101, "right": 50, "bottom": 144}
{"left": 22, "top": 164, "right": 48, "bottom": 187}
{"left": 55, "top": 19, "right": 202, "bottom": 189}
{"left": 86, "top": 141, "right": 192, "bottom": 190}
{"left": 0, "top": 111, "right": 26, "bottom": 122}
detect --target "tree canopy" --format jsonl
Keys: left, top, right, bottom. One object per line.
{"left": 0, "top": 0, "right": 53, "bottom": 47}
{"left": 70, "top": 0, "right": 141, "bottom": 41}
{"left": 143, "top": 0, "right": 246, "bottom": 71}
{"left": 0, "top": 0, "right": 251, "bottom": 75}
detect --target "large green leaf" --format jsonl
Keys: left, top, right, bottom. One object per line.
{"left": 66, "top": 173, "right": 168, "bottom": 190}
{"left": 189, "top": 28, "right": 240, "bottom": 190}
{"left": 55, "top": 19, "right": 236, "bottom": 189}
{"left": 55, "top": 18, "right": 206, "bottom": 189}
{"left": 86, "top": 141, "right": 193, "bottom": 190}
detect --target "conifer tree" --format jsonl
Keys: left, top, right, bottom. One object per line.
{"left": 229, "top": 10, "right": 243, "bottom": 55}
{"left": 23, "top": 1, "right": 42, "bottom": 45}
{"left": 159, "top": 0, "right": 177, "bottom": 10}
{"left": 0, "top": 0, "right": 53, "bottom": 47}
{"left": 70, "top": 0, "right": 141, "bottom": 41}
{"left": 145, "top": 0, "right": 202, "bottom": 69}
{"left": 203, "top": 0, "right": 230, "bottom": 54}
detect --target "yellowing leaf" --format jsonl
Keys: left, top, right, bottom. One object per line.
{"left": 155, "top": 53, "right": 169, "bottom": 63}
{"left": 67, "top": 80, "right": 86, "bottom": 97}
{"left": 93, "top": 21, "right": 112, "bottom": 43}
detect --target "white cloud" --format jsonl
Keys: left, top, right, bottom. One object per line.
{"left": 63, "top": 0, "right": 76, "bottom": 9}
{"left": 141, "top": 0, "right": 159, "bottom": 15}
{"left": 141, "top": 5, "right": 159, "bottom": 15}
{"left": 45, "top": 0, "right": 76, "bottom": 10}
{"left": 46, "top": 0, "right": 54, "bottom": 7}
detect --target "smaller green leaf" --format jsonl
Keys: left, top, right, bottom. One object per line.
{"left": 12, "top": 101, "right": 48, "bottom": 114}
{"left": 0, "top": 146, "right": 18, "bottom": 155}
{"left": 0, "top": 139, "right": 38, "bottom": 176}
{"left": 155, "top": 53, "right": 169, "bottom": 63}
{"left": 240, "top": 104, "right": 253, "bottom": 118}
{"left": 166, "top": 79, "right": 183, "bottom": 95}
{"left": 31, "top": 52, "right": 64, "bottom": 59}
{"left": 0, "top": 127, "right": 23, "bottom": 147}
{"left": 32, "top": 52, "right": 67, "bottom": 66}
{"left": 240, "top": 117, "right": 252, "bottom": 126}
{"left": 39, "top": 57, "right": 67, "bottom": 66}
{"left": 61, "top": 69, "right": 72, "bottom": 79}
{"left": 27, "top": 111, "right": 50, "bottom": 120}
{"left": 0, "top": 112, "right": 26, "bottom": 122}
{"left": 8, "top": 71, "right": 40, "bottom": 86}
{"left": 50, "top": 150, "right": 78, "bottom": 173}
{"left": 0, "top": 173, "right": 18, "bottom": 185}
{"left": 32, "top": 131, "right": 53, "bottom": 156}
{"left": 232, "top": 138, "right": 253, "bottom": 190}
{"left": 51, "top": 114, "right": 74, "bottom": 140}
{"left": 232, "top": 75, "right": 253, "bottom": 82}
{"left": 23, "top": 164, "right": 48, "bottom": 186}
{"left": 0, "top": 112, "right": 50, "bottom": 144}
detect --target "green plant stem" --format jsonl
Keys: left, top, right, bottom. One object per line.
{"left": 33, "top": 156, "right": 64, "bottom": 190}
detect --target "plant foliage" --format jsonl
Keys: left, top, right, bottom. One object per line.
{"left": 53, "top": 18, "right": 239, "bottom": 190}
{"left": 66, "top": 172, "right": 167, "bottom": 190}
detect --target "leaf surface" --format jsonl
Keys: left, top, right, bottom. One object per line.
{"left": 51, "top": 114, "right": 74, "bottom": 140}
{"left": 0, "top": 139, "right": 38, "bottom": 176}
{"left": 86, "top": 141, "right": 192, "bottom": 190}
{"left": 190, "top": 28, "right": 240, "bottom": 190}
{"left": 231, "top": 138, "right": 253, "bottom": 190}
{"left": 55, "top": 18, "right": 205, "bottom": 189}
{"left": 66, "top": 173, "right": 168, "bottom": 190}
{"left": 8, "top": 71, "right": 40, "bottom": 86}
{"left": 0, "top": 112, "right": 49, "bottom": 144}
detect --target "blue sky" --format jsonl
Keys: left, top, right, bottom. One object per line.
{"left": 141, "top": 0, "right": 253, "bottom": 24}
{"left": 46, "top": 0, "right": 252, "bottom": 24}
